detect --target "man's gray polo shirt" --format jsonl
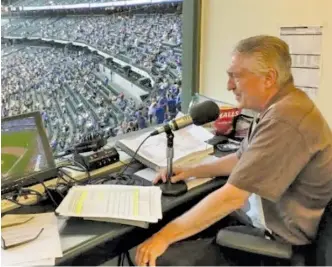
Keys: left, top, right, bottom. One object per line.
{"left": 229, "top": 85, "right": 332, "bottom": 245}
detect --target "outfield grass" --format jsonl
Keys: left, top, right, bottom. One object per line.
{"left": 1, "top": 154, "right": 19, "bottom": 174}
{"left": 1, "top": 131, "right": 36, "bottom": 148}
{"left": 1, "top": 130, "right": 37, "bottom": 176}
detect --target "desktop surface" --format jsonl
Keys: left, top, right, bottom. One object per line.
{"left": 5, "top": 172, "right": 227, "bottom": 266}
{"left": 92, "top": 173, "right": 152, "bottom": 187}
{"left": 1, "top": 124, "right": 231, "bottom": 265}
{"left": 58, "top": 175, "right": 228, "bottom": 265}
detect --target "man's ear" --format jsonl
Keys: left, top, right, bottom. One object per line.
{"left": 265, "top": 68, "right": 278, "bottom": 88}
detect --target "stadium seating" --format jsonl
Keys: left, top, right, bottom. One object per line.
{"left": 10, "top": 0, "right": 119, "bottom": 7}
{"left": 1, "top": 8, "right": 183, "bottom": 154}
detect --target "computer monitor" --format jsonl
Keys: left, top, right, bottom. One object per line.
{"left": 1, "top": 111, "right": 58, "bottom": 195}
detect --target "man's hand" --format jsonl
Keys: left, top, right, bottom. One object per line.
{"left": 154, "top": 153, "right": 239, "bottom": 184}
{"left": 153, "top": 166, "right": 192, "bottom": 184}
{"left": 135, "top": 234, "right": 170, "bottom": 266}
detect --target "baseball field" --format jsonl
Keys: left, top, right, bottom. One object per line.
{"left": 1, "top": 130, "right": 38, "bottom": 178}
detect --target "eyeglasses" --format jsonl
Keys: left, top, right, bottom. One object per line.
{"left": 1, "top": 216, "right": 44, "bottom": 250}
{"left": 1, "top": 228, "right": 44, "bottom": 250}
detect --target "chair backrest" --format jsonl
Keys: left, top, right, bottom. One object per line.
{"left": 312, "top": 200, "right": 332, "bottom": 265}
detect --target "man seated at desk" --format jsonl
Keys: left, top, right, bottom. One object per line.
{"left": 135, "top": 35, "right": 332, "bottom": 266}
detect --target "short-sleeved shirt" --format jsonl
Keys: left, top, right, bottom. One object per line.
{"left": 167, "top": 99, "right": 177, "bottom": 113}
{"left": 155, "top": 106, "right": 165, "bottom": 124}
{"left": 229, "top": 85, "right": 332, "bottom": 245}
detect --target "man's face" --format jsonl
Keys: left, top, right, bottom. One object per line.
{"left": 227, "top": 53, "right": 268, "bottom": 110}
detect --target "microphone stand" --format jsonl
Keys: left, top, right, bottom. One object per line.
{"left": 159, "top": 126, "right": 187, "bottom": 196}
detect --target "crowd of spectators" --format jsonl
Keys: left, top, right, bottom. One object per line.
{"left": 10, "top": 0, "right": 124, "bottom": 7}
{"left": 3, "top": 13, "right": 182, "bottom": 79}
{"left": 1, "top": 4, "right": 183, "bottom": 154}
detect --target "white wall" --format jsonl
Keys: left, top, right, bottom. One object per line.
{"left": 199, "top": 0, "right": 332, "bottom": 127}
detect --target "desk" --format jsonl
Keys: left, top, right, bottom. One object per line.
{"left": 58, "top": 218, "right": 135, "bottom": 265}
{"left": 57, "top": 176, "right": 228, "bottom": 265}
{"left": 2, "top": 153, "right": 228, "bottom": 265}
{"left": 1, "top": 151, "right": 131, "bottom": 213}
{"left": 2, "top": 127, "right": 229, "bottom": 265}
{"left": 1, "top": 127, "right": 155, "bottom": 212}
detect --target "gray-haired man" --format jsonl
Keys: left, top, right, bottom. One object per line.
{"left": 136, "top": 35, "right": 332, "bottom": 266}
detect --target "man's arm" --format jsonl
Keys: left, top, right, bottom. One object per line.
{"left": 136, "top": 183, "right": 250, "bottom": 266}
{"left": 158, "top": 152, "right": 239, "bottom": 184}
{"left": 190, "top": 152, "right": 239, "bottom": 178}
{"left": 156, "top": 182, "right": 249, "bottom": 243}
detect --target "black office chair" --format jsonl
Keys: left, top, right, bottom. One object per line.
{"left": 216, "top": 200, "right": 332, "bottom": 265}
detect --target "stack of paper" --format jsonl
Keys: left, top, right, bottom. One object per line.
{"left": 1, "top": 212, "right": 63, "bottom": 266}
{"left": 56, "top": 184, "right": 162, "bottom": 228}
{"left": 116, "top": 123, "right": 214, "bottom": 170}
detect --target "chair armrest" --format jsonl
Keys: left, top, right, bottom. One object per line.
{"left": 216, "top": 229, "right": 293, "bottom": 259}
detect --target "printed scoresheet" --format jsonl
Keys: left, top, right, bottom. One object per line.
{"left": 280, "top": 26, "right": 323, "bottom": 99}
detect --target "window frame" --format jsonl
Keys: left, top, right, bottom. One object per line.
{"left": 181, "top": 0, "right": 201, "bottom": 113}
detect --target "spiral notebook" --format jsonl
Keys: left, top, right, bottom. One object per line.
{"left": 115, "top": 124, "right": 214, "bottom": 170}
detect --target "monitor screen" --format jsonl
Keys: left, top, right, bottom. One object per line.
{"left": 1, "top": 112, "right": 57, "bottom": 192}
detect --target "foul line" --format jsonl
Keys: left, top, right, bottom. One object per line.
{"left": 6, "top": 149, "right": 29, "bottom": 176}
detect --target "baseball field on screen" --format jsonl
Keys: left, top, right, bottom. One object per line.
{"left": 1, "top": 130, "right": 38, "bottom": 177}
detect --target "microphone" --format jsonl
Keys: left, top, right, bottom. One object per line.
{"left": 150, "top": 100, "right": 220, "bottom": 136}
